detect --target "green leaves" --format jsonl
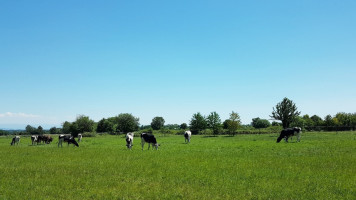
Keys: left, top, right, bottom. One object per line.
{"left": 270, "top": 97, "right": 301, "bottom": 128}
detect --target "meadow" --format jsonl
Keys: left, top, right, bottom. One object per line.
{"left": 0, "top": 132, "right": 355, "bottom": 200}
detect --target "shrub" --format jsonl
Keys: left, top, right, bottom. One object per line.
{"left": 82, "top": 132, "right": 97, "bottom": 137}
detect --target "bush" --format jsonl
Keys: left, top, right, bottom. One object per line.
{"left": 82, "top": 132, "right": 97, "bottom": 137}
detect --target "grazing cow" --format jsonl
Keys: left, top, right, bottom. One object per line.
{"left": 277, "top": 127, "right": 302, "bottom": 143}
{"left": 78, "top": 134, "right": 82, "bottom": 143}
{"left": 58, "top": 135, "right": 79, "bottom": 147}
{"left": 37, "top": 135, "right": 45, "bottom": 144}
{"left": 11, "top": 136, "right": 20, "bottom": 146}
{"left": 42, "top": 135, "right": 53, "bottom": 144}
{"left": 184, "top": 130, "right": 192, "bottom": 143}
{"left": 141, "top": 133, "right": 160, "bottom": 150}
{"left": 126, "top": 132, "right": 134, "bottom": 150}
{"left": 31, "top": 135, "right": 38, "bottom": 145}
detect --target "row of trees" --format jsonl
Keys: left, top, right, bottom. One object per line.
{"left": 189, "top": 111, "right": 241, "bottom": 135}
{"left": 2, "top": 97, "right": 355, "bottom": 136}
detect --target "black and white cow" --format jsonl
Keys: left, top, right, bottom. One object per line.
{"left": 277, "top": 127, "right": 302, "bottom": 143}
{"left": 184, "top": 130, "right": 192, "bottom": 143}
{"left": 10, "top": 136, "right": 20, "bottom": 146}
{"left": 126, "top": 132, "right": 134, "bottom": 150}
{"left": 31, "top": 135, "right": 38, "bottom": 145}
{"left": 141, "top": 133, "right": 160, "bottom": 150}
{"left": 58, "top": 135, "right": 79, "bottom": 147}
{"left": 78, "top": 134, "right": 82, "bottom": 143}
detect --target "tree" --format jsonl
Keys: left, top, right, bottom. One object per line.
{"left": 271, "top": 121, "right": 281, "bottom": 126}
{"left": 49, "top": 127, "right": 59, "bottom": 135}
{"left": 37, "top": 126, "right": 44, "bottom": 135}
{"left": 62, "top": 121, "right": 71, "bottom": 134}
{"left": 151, "top": 116, "right": 165, "bottom": 130}
{"left": 270, "top": 97, "right": 301, "bottom": 129}
{"left": 227, "top": 111, "right": 241, "bottom": 136}
{"left": 75, "top": 115, "right": 94, "bottom": 135}
{"left": 25, "top": 125, "right": 36, "bottom": 135}
{"left": 302, "top": 114, "right": 314, "bottom": 127}
{"left": 324, "top": 115, "right": 334, "bottom": 126}
{"left": 189, "top": 112, "right": 207, "bottom": 134}
{"left": 223, "top": 119, "right": 231, "bottom": 129}
{"left": 115, "top": 113, "right": 140, "bottom": 133}
{"left": 180, "top": 123, "right": 188, "bottom": 130}
{"left": 206, "top": 111, "right": 222, "bottom": 135}
{"left": 310, "top": 115, "right": 323, "bottom": 126}
{"left": 97, "top": 118, "right": 114, "bottom": 133}
{"left": 251, "top": 117, "right": 271, "bottom": 129}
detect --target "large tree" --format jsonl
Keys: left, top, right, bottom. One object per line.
{"left": 251, "top": 117, "right": 271, "bottom": 129}
{"left": 115, "top": 113, "right": 140, "bottom": 133}
{"left": 75, "top": 115, "right": 95, "bottom": 136}
{"left": 270, "top": 97, "right": 301, "bottom": 129}
{"left": 151, "top": 116, "right": 165, "bottom": 130}
{"left": 189, "top": 112, "right": 207, "bottom": 134}
{"left": 206, "top": 111, "right": 221, "bottom": 135}
{"left": 227, "top": 111, "right": 241, "bottom": 136}
{"left": 96, "top": 118, "right": 114, "bottom": 133}
{"left": 180, "top": 123, "right": 188, "bottom": 130}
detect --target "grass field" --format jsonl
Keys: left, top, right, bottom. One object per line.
{"left": 1, "top": 132, "right": 356, "bottom": 199}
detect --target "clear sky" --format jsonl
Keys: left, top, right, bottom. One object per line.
{"left": 1, "top": 0, "right": 355, "bottom": 129}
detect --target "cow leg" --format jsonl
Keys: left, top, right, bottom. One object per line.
{"left": 296, "top": 133, "right": 301, "bottom": 142}
{"left": 141, "top": 140, "right": 145, "bottom": 150}
{"left": 148, "top": 143, "right": 151, "bottom": 150}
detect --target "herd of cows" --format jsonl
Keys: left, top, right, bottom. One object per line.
{"left": 8, "top": 127, "right": 302, "bottom": 149}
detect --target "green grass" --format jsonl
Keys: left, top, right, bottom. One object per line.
{"left": 1, "top": 132, "right": 356, "bottom": 199}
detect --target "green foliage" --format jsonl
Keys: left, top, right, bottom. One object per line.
{"left": 251, "top": 117, "right": 271, "bottom": 129}
{"left": 49, "top": 127, "right": 60, "bottom": 135}
{"left": 96, "top": 118, "right": 114, "bottom": 133}
{"left": 189, "top": 112, "right": 207, "bottom": 134}
{"left": 82, "top": 131, "right": 97, "bottom": 137}
{"left": 151, "top": 116, "right": 165, "bottom": 130}
{"left": 206, "top": 111, "right": 222, "bottom": 135}
{"left": 114, "top": 113, "right": 140, "bottom": 133}
{"left": 62, "top": 121, "right": 71, "bottom": 134}
{"left": 25, "top": 125, "right": 36, "bottom": 135}
{"left": 324, "top": 115, "right": 335, "bottom": 126}
{"left": 227, "top": 111, "right": 241, "bottom": 136}
{"left": 180, "top": 123, "right": 188, "bottom": 130}
{"left": 75, "top": 115, "right": 95, "bottom": 135}
{"left": 270, "top": 97, "right": 301, "bottom": 128}
{"left": 310, "top": 115, "right": 323, "bottom": 126}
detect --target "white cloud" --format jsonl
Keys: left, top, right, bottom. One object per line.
{"left": 0, "top": 112, "right": 40, "bottom": 118}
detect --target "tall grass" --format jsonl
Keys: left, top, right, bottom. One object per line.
{"left": 0, "top": 132, "right": 355, "bottom": 199}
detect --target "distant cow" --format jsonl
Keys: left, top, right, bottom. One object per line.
{"left": 58, "top": 135, "right": 79, "bottom": 147}
{"left": 141, "top": 133, "right": 160, "bottom": 150}
{"left": 11, "top": 136, "right": 20, "bottom": 146}
{"left": 277, "top": 127, "right": 302, "bottom": 143}
{"left": 184, "top": 131, "right": 192, "bottom": 143}
{"left": 42, "top": 135, "right": 53, "bottom": 144}
{"left": 126, "top": 132, "right": 134, "bottom": 150}
{"left": 78, "top": 134, "right": 82, "bottom": 143}
{"left": 31, "top": 135, "right": 38, "bottom": 145}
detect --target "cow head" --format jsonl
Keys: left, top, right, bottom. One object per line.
{"left": 294, "top": 127, "right": 302, "bottom": 133}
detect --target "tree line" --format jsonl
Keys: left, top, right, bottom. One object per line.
{"left": 1, "top": 98, "right": 355, "bottom": 136}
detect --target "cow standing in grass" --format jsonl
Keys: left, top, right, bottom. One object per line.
{"left": 10, "top": 136, "right": 20, "bottom": 146}
{"left": 58, "top": 135, "right": 79, "bottom": 147}
{"left": 141, "top": 133, "right": 160, "bottom": 150}
{"left": 31, "top": 135, "right": 38, "bottom": 145}
{"left": 126, "top": 132, "right": 134, "bottom": 150}
{"left": 184, "top": 131, "right": 192, "bottom": 143}
{"left": 78, "top": 134, "right": 82, "bottom": 143}
{"left": 277, "top": 127, "right": 302, "bottom": 143}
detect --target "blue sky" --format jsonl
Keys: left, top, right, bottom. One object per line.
{"left": 1, "top": 0, "right": 355, "bottom": 129}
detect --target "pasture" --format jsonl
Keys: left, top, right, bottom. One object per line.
{"left": 1, "top": 132, "right": 356, "bottom": 199}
